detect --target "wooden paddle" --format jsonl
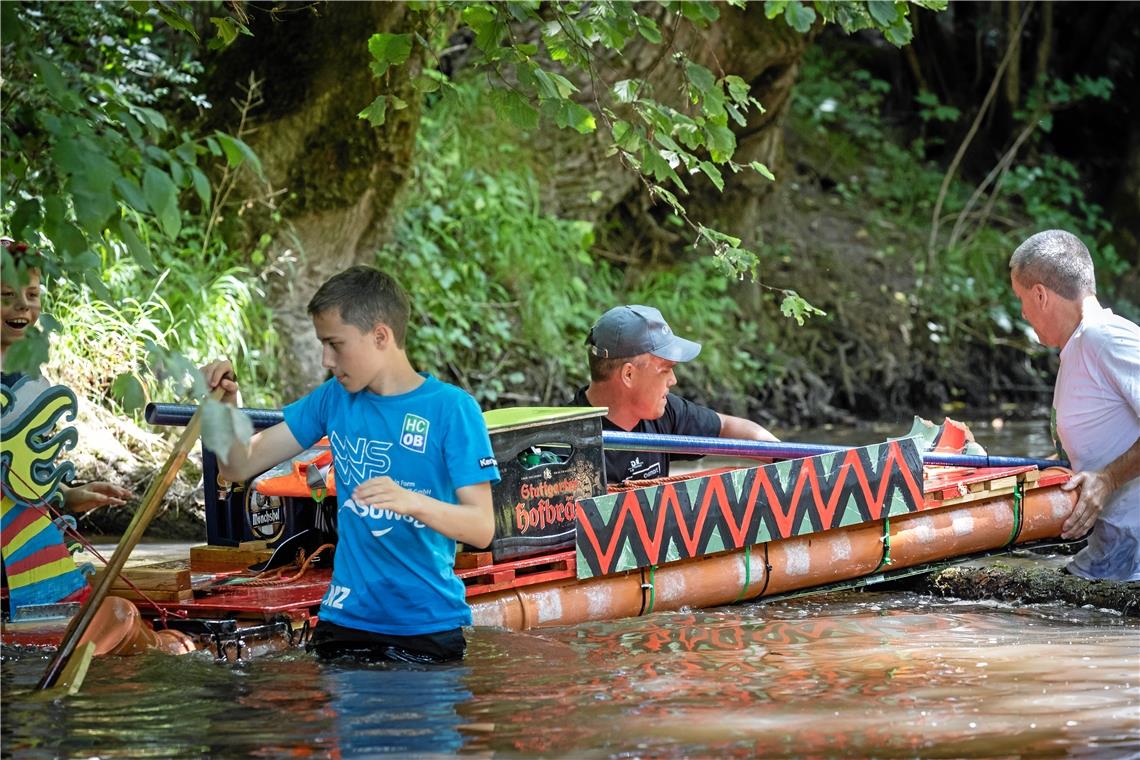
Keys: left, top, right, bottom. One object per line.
{"left": 36, "top": 387, "right": 224, "bottom": 693}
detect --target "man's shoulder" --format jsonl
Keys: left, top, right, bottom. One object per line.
{"left": 1080, "top": 310, "right": 1140, "bottom": 353}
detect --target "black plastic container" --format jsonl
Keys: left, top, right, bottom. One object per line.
{"left": 482, "top": 407, "right": 607, "bottom": 562}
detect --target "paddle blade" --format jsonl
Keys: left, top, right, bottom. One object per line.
{"left": 29, "top": 641, "right": 95, "bottom": 700}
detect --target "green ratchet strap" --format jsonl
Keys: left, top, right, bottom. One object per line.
{"left": 733, "top": 544, "right": 753, "bottom": 603}
{"left": 873, "top": 515, "right": 892, "bottom": 573}
{"left": 1006, "top": 479, "right": 1025, "bottom": 547}
{"left": 640, "top": 565, "right": 657, "bottom": 615}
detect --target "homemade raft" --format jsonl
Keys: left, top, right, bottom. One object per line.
{"left": 3, "top": 405, "right": 1076, "bottom": 657}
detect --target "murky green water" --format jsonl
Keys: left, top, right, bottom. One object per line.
{"left": 4, "top": 419, "right": 1138, "bottom": 758}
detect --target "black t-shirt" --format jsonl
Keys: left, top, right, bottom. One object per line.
{"left": 572, "top": 387, "right": 722, "bottom": 483}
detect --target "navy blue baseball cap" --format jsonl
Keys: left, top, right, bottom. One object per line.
{"left": 586, "top": 305, "right": 702, "bottom": 362}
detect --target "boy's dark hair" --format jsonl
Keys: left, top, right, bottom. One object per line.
{"left": 307, "top": 265, "right": 410, "bottom": 347}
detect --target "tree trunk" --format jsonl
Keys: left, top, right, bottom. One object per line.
{"left": 205, "top": 3, "right": 431, "bottom": 396}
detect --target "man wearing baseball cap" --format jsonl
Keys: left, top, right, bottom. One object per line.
{"left": 572, "top": 304, "right": 778, "bottom": 483}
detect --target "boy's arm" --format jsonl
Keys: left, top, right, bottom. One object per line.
{"left": 352, "top": 478, "right": 495, "bottom": 548}
{"left": 202, "top": 359, "right": 304, "bottom": 482}
{"left": 217, "top": 421, "right": 305, "bottom": 484}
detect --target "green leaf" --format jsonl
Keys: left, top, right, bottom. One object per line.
{"left": 462, "top": 6, "right": 502, "bottom": 52}
{"left": 111, "top": 372, "right": 148, "bottom": 413}
{"left": 29, "top": 54, "right": 70, "bottom": 103}
{"left": 1, "top": 1, "right": 26, "bottom": 44}
{"left": 10, "top": 199, "right": 42, "bottom": 242}
{"left": 155, "top": 4, "right": 199, "bottom": 41}
{"left": 367, "top": 32, "right": 413, "bottom": 77}
{"left": 3, "top": 323, "right": 54, "bottom": 377}
{"left": 200, "top": 397, "right": 254, "bottom": 465}
{"left": 650, "top": 185, "right": 685, "bottom": 215}
{"left": 190, "top": 166, "right": 212, "bottom": 206}
{"left": 143, "top": 166, "right": 181, "bottom": 238}
{"left": 491, "top": 90, "right": 539, "bottom": 130}
{"left": 553, "top": 99, "right": 597, "bottom": 135}
{"left": 749, "top": 161, "right": 776, "bottom": 181}
{"left": 784, "top": 0, "right": 817, "bottom": 32}
{"left": 868, "top": 0, "right": 900, "bottom": 26}
{"left": 114, "top": 176, "right": 149, "bottom": 213}
{"left": 209, "top": 17, "right": 240, "bottom": 47}
{"left": 884, "top": 17, "right": 913, "bottom": 46}
{"left": 684, "top": 60, "right": 717, "bottom": 96}
{"left": 698, "top": 161, "right": 724, "bottom": 191}
{"left": 779, "top": 290, "right": 826, "bottom": 325}
{"left": 213, "top": 132, "right": 263, "bottom": 176}
{"left": 114, "top": 216, "right": 155, "bottom": 272}
{"left": 613, "top": 79, "right": 642, "bottom": 104}
{"left": 704, "top": 123, "right": 737, "bottom": 161}
{"left": 635, "top": 15, "right": 662, "bottom": 44}
{"left": 358, "top": 94, "right": 388, "bottom": 127}
{"left": 764, "top": 0, "right": 789, "bottom": 20}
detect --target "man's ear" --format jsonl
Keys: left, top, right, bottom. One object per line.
{"left": 620, "top": 361, "right": 635, "bottom": 387}
{"left": 1032, "top": 282, "right": 1051, "bottom": 308}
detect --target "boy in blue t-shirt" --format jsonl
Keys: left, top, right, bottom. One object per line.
{"left": 203, "top": 266, "right": 500, "bottom": 663}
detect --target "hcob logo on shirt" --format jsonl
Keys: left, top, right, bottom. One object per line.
{"left": 401, "top": 413, "right": 429, "bottom": 453}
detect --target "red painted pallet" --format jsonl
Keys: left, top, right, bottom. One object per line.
{"left": 456, "top": 550, "right": 577, "bottom": 596}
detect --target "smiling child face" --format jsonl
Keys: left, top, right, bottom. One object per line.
{"left": 1, "top": 267, "right": 42, "bottom": 353}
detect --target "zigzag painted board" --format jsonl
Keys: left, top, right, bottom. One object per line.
{"left": 575, "top": 438, "right": 925, "bottom": 579}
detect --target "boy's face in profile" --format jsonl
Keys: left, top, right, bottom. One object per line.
{"left": 1, "top": 267, "right": 41, "bottom": 352}
{"left": 312, "top": 307, "right": 387, "bottom": 393}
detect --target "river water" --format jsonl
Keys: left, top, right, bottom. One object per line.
{"left": 3, "top": 420, "right": 1139, "bottom": 758}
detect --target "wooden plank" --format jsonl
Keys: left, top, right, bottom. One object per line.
{"left": 190, "top": 544, "right": 274, "bottom": 570}
{"left": 108, "top": 588, "right": 194, "bottom": 603}
{"left": 455, "top": 551, "right": 494, "bottom": 569}
{"left": 93, "top": 567, "right": 191, "bottom": 592}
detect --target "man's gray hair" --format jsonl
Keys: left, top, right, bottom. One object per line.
{"left": 1009, "top": 230, "right": 1096, "bottom": 300}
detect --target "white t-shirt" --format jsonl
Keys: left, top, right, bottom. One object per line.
{"left": 1053, "top": 301, "right": 1140, "bottom": 581}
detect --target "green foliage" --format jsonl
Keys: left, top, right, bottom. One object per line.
{"left": 46, "top": 229, "right": 281, "bottom": 411}
{"left": 1, "top": 1, "right": 259, "bottom": 390}
{"left": 378, "top": 82, "right": 768, "bottom": 404}
{"left": 789, "top": 45, "right": 1132, "bottom": 378}
{"left": 362, "top": 0, "right": 932, "bottom": 287}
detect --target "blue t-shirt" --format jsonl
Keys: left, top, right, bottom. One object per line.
{"left": 283, "top": 374, "right": 500, "bottom": 635}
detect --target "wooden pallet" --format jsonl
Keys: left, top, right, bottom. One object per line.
{"left": 925, "top": 466, "right": 1043, "bottom": 508}
{"left": 456, "top": 550, "right": 576, "bottom": 596}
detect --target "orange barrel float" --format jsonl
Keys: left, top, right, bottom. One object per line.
{"left": 470, "top": 460, "right": 1075, "bottom": 631}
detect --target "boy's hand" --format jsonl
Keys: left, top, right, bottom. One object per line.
{"left": 353, "top": 476, "right": 421, "bottom": 518}
{"left": 64, "top": 482, "right": 132, "bottom": 514}
{"left": 202, "top": 360, "right": 240, "bottom": 406}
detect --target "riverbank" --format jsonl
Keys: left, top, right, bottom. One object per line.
{"left": 914, "top": 553, "right": 1140, "bottom": 618}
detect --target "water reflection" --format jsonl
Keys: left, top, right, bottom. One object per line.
{"left": 461, "top": 594, "right": 1139, "bottom": 758}
{"left": 3, "top": 420, "right": 1137, "bottom": 757}
{"left": 3, "top": 592, "right": 1138, "bottom": 758}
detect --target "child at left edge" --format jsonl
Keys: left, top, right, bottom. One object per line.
{"left": 1, "top": 237, "right": 132, "bottom": 514}
{"left": 202, "top": 265, "right": 501, "bottom": 664}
